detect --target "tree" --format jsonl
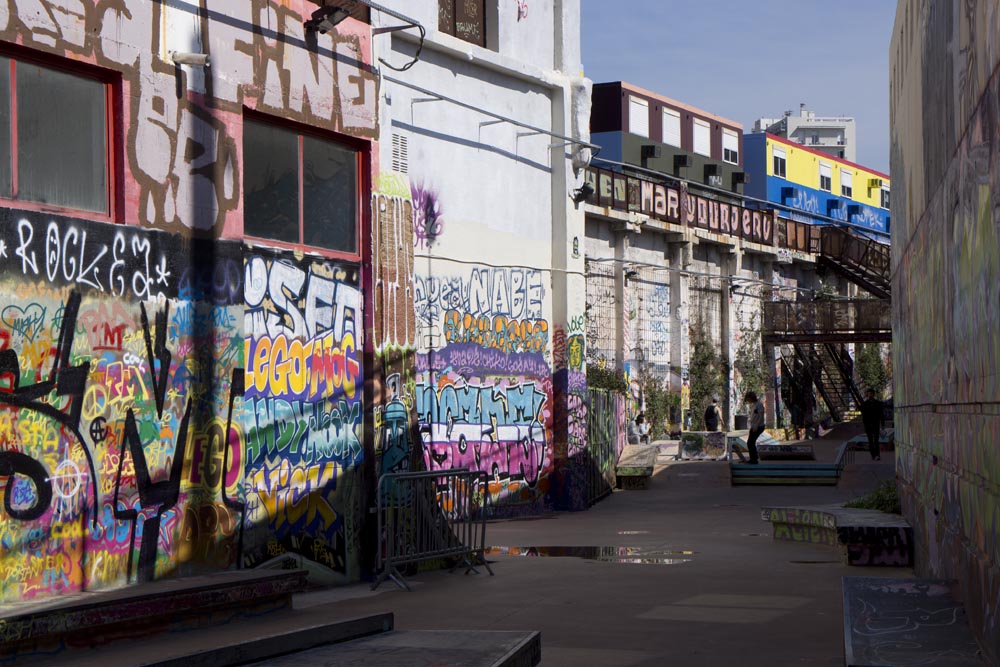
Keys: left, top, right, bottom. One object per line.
{"left": 636, "top": 368, "right": 680, "bottom": 440}
{"left": 688, "top": 315, "right": 725, "bottom": 430}
{"left": 857, "top": 343, "right": 888, "bottom": 398}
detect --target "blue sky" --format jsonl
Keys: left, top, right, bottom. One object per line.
{"left": 581, "top": 2, "right": 897, "bottom": 173}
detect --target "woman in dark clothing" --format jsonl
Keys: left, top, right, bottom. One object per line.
{"left": 860, "top": 389, "right": 884, "bottom": 461}
{"left": 745, "top": 391, "right": 765, "bottom": 464}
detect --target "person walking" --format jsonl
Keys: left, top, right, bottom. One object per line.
{"left": 745, "top": 391, "right": 765, "bottom": 465}
{"left": 703, "top": 398, "right": 723, "bottom": 432}
{"left": 860, "top": 389, "right": 884, "bottom": 461}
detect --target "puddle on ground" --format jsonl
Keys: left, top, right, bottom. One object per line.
{"left": 486, "top": 546, "right": 695, "bottom": 565}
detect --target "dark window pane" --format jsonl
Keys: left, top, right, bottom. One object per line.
{"left": 0, "top": 58, "right": 10, "bottom": 198}
{"left": 17, "top": 62, "right": 106, "bottom": 212}
{"left": 303, "top": 135, "right": 357, "bottom": 253}
{"left": 455, "top": 0, "right": 485, "bottom": 46}
{"left": 244, "top": 119, "right": 299, "bottom": 244}
{"left": 439, "top": 0, "right": 455, "bottom": 35}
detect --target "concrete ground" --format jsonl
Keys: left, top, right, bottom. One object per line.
{"left": 300, "top": 425, "right": 904, "bottom": 666}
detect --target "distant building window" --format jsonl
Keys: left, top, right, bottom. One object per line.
{"left": 819, "top": 162, "right": 832, "bottom": 192}
{"left": 662, "top": 108, "right": 681, "bottom": 147}
{"left": 881, "top": 186, "right": 890, "bottom": 209}
{"left": 244, "top": 115, "right": 361, "bottom": 257}
{"left": 629, "top": 96, "right": 649, "bottom": 138}
{"left": 841, "top": 169, "right": 853, "bottom": 198}
{"left": 439, "top": 0, "right": 486, "bottom": 47}
{"left": 693, "top": 119, "right": 710, "bottom": 157}
{"left": 0, "top": 55, "right": 112, "bottom": 216}
{"left": 722, "top": 129, "right": 739, "bottom": 164}
{"left": 772, "top": 146, "right": 787, "bottom": 178}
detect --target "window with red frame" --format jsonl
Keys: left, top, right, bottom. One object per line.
{"left": 0, "top": 55, "right": 111, "bottom": 216}
{"left": 243, "top": 116, "right": 360, "bottom": 257}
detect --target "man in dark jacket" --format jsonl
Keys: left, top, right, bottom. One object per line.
{"left": 860, "top": 389, "right": 883, "bottom": 461}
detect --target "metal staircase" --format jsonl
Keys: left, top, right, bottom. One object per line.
{"left": 765, "top": 225, "right": 889, "bottom": 423}
{"left": 817, "top": 226, "right": 891, "bottom": 298}
{"left": 776, "top": 337, "right": 865, "bottom": 424}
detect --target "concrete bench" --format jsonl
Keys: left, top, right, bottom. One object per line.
{"left": 843, "top": 577, "right": 983, "bottom": 666}
{"left": 761, "top": 504, "right": 914, "bottom": 567}
{"left": 678, "top": 431, "right": 727, "bottom": 460}
{"left": 758, "top": 443, "right": 815, "bottom": 461}
{"left": 616, "top": 444, "right": 658, "bottom": 490}
{"left": 730, "top": 443, "right": 852, "bottom": 486}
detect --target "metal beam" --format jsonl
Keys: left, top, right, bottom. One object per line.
{"left": 763, "top": 333, "right": 892, "bottom": 344}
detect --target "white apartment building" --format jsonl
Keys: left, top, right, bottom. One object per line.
{"left": 754, "top": 104, "right": 857, "bottom": 163}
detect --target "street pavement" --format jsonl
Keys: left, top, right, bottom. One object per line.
{"left": 299, "top": 425, "right": 904, "bottom": 666}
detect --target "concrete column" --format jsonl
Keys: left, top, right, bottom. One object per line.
{"left": 759, "top": 258, "right": 778, "bottom": 429}
{"left": 668, "top": 238, "right": 692, "bottom": 422}
{"left": 549, "top": 70, "right": 590, "bottom": 511}
{"left": 614, "top": 230, "right": 630, "bottom": 372}
{"left": 722, "top": 245, "right": 740, "bottom": 430}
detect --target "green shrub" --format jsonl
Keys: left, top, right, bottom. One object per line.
{"left": 587, "top": 364, "right": 628, "bottom": 394}
{"left": 844, "top": 480, "right": 901, "bottom": 514}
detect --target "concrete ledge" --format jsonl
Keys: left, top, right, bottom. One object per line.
{"left": 732, "top": 462, "right": 841, "bottom": 486}
{"left": 242, "top": 629, "right": 542, "bottom": 667}
{"left": 616, "top": 445, "right": 658, "bottom": 490}
{"left": 0, "top": 570, "right": 307, "bottom": 655}
{"left": 843, "top": 577, "right": 983, "bottom": 666}
{"left": 761, "top": 505, "right": 913, "bottom": 567}
{"left": 148, "top": 613, "right": 395, "bottom": 667}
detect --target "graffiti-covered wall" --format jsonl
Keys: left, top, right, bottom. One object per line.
{"left": 0, "top": 211, "right": 243, "bottom": 597}
{"left": 242, "top": 249, "right": 363, "bottom": 580}
{"left": 380, "top": 0, "right": 590, "bottom": 516}
{"left": 890, "top": 0, "right": 1000, "bottom": 660}
{"left": 0, "top": 0, "right": 379, "bottom": 602}
{"left": 415, "top": 264, "right": 554, "bottom": 514}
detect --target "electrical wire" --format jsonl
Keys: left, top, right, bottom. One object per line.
{"left": 413, "top": 253, "right": 837, "bottom": 300}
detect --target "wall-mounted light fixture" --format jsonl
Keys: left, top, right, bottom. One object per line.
{"left": 571, "top": 182, "right": 595, "bottom": 204}
{"left": 304, "top": 0, "right": 427, "bottom": 72}
{"left": 304, "top": 5, "right": 352, "bottom": 34}
{"left": 673, "top": 154, "right": 691, "bottom": 172}
{"left": 170, "top": 51, "right": 210, "bottom": 67}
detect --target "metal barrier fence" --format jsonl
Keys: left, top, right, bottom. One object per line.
{"left": 585, "top": 389, "right": 620, "bottom": 506}
{"left": 373, "top": 469, "right": 493, "bottom": 591}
